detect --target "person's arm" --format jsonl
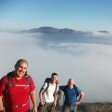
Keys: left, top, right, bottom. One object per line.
{"left": 39, "top": 82, "right": 48, "bottom": 106}
{"left": 53, "top": 84, "right": 60, "bottom": 107}
{"left": 75, "top": 92, "right": 84, "bottom": 105}
{"left": 59, "top": 85, "right": 65, "bottom": 92}
{"left": 0, "top": 96, "right": 4, "bottom": 112}
{"left": 30, "top": 90, "right": 37, "bottom": 112}
{"left": 0, "top": 76, "right": 7, "bottom": 112}
{"left": 39, "top": 88, "right": 45, "bottom": 106}
{"left": 53, "top": 90, "right": 58, "bottom": 107}
{"left": 28, "top": 76, "right": 37, "bottom": 112}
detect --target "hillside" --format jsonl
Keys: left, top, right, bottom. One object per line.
{"left": 58, "top": 103, "right": 112, "bottom": 112}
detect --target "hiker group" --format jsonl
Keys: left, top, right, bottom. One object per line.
{"left": 0, "top": 59, "right": 84, "bottom": 112}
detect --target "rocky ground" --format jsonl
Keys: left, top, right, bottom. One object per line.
{"left": 57, "top": 103, "right": 112, "bottom": 112}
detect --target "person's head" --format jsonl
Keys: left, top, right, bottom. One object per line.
{"left": 51, "top": 73, "right": 58, "bottom": 84}
{"left": 67, "top": 78, "right": 75, "bottom": 88}
{"left": 14, "top": 59, "right": 28, "bottom": 78}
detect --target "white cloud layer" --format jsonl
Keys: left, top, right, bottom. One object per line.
{"left": 0, "top": 32, "right": 112, "bottom": 103}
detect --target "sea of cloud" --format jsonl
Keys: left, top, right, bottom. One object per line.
{"left": 0, "top": 31, "right": 112, "bottom": 103}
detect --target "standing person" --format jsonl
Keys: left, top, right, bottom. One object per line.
{"left": 59, "top": 78, "right": 84, "bottom": 112}
{"left": 0, "top": 59, "right": 37, "bottom": 112}
{"left": 39, "top": 73, "right": 59, "bottom": 112}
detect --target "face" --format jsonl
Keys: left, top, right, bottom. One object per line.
{"left": 51, "top": 75, "right": 58, "bottom": 83}
{"left": 68, "top": 79, "right": 75, "bottom": 87}
{"left": 15, "top": 62, "right": 28, "bottom": 78}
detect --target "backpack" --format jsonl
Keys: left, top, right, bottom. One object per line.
{"left": 73, "top": 85, "right": 79, "bottom": 96}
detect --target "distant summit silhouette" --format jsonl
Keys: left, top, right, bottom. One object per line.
{"left": 22, "top": 26, "right": 112, "bottom": 45}
{"left": 24, "top": 26, "right": 84, "bottom": 35}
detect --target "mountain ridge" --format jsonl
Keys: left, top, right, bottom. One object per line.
{"left": 23, "top": 26, "right": 86, "bottom": 35}
{"left": 22, "top": 26, "right": 112, "bottom": 45}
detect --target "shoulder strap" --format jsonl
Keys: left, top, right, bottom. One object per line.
{"left": 6, "top": 71, "right": 13, "bottom": 86}
{"left": 74, "top": 85, "right": 79, "bottom": 96}
{"left": 43, "top": 78, "right": 51, "bottom": 92}
{"left": 25, "top": 74, "right": 30, "bottom": 85}
{"left": 44, "top": 82, "right": 50, "bottom": 92}
{"left": 53, "top": 83, "right": 58, "bottom": 97}
{"left": 54, "top": 83, "right": 58, "bottom": 92}
{"left": 44, "top": 78, "right": 51, "bottom": 83}
{"left": 6, "top": 72, "right": 31, "bottom": 86}
{"left": 43, "top": 78, "right": 58, "bottom": 94}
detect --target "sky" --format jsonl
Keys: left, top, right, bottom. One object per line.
{"left": 0, "top": 0, "right": 112, "bottom": 103}
{"left": 0, "top": 0, "right": 112, "bottom": 31}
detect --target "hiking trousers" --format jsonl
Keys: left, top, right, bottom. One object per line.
{"left": 40, "top": 102, "right": 56, "bottom": 112}
{"left": 62, "top": 105, "right": 77, "bottom": 112}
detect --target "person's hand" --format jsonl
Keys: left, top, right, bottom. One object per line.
{"left": 74, "top": 100, "right": 80, "bottom": 105}
{"left": 32, "top": 105, "right": 37, "bottom": 112}
{"left": 53, "top": 100, "right": 57, "bottom": 107}
{"left": 40, "top": 100, "right": 45, "bottom": 106}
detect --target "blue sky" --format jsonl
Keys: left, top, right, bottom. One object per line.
{"left": 0, "top": 0, "right": 112, "bottom": 31}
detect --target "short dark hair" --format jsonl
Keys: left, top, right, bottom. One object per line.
{"left": 51, "top": 73, "right": 58, "bottom": 77}
{"left": 14, "top": 59, "right": 28, "bottom": 69}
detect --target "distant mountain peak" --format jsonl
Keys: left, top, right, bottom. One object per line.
{"left": 37, "top": 26, "right": 59, "bottom": 33}
{"left": 21, "top": 26, "right": 112, "bottom": 45}
{"left": 24, "top": 26, "right": 84, "bottom": 34}
{"left": 39, "top": 26, "right": 58, "bottom": 30}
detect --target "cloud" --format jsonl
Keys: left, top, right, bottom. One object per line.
{"left": 0, "top": 31, "right": 112, "bottom": 103}
{"left": 92, "top": 31, "right": 112, "bottom": 38}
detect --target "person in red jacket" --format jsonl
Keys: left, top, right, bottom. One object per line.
{"left": 0, "top": 59, "right": 37, "bottom": 112}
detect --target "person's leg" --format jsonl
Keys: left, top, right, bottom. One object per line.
{"left": 46, "top": 102, "right": 56, "bottom": 112}
{"left": 62, "top": 106, "right": 70, "bottom": 112}
{"left": 74, "top": 106, "right": 77, "bottom": 112}
{"left": 50, "top": 105, "right": 56, "bottom": 112}
{"left": 40, "top": 104, "right": 47, "bottom": 112}
{"left": 70, "top": 106, "right": 77, "bottom": 112}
